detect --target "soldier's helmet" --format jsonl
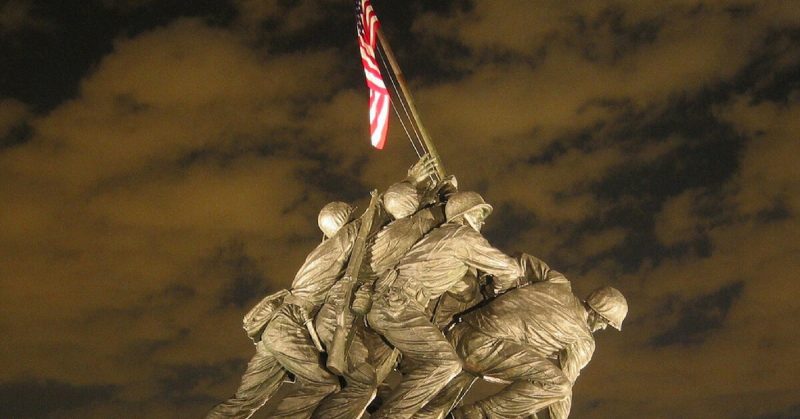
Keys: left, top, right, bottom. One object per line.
{"left": 445, "top": 191, "right": 493, "bottom": 222}
{"left": 318, "top": 201, "right": 355, "bottom": 238}
{"left": 384, "top": 182, "right": 420, "bottom": 220}
{"left": 586, "top": 286, "right": 628, "bottom": 330}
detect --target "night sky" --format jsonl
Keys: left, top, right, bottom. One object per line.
{"left": 2, "top": 1, "right": 799, "bottom": 418}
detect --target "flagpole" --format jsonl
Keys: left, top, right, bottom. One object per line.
{"left": 376, "top": 28, "right": 447, "bottom": 179}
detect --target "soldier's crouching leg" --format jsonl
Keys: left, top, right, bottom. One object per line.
{"left": 452, "top": 329, "right": 571, "bottom": 418}
{"left": 313, "top": 322, "right": 380, "bottom": 418}
{"left": 412, "top": 372, "right": 476, "bottom": 419}
{"left": 469, "top": 376, "right": 570, "bottom": 418}
{"left": 205, "top": 343, "right": 287, "bottom": 419}
{"left": 367, "top": 296, "right": 462, "bottom": 419}
{"left": 261, "top": 304, "right": 340, "bottom": 418}
{"left": 312, "top": 362, "right": 377, "bottom": 419}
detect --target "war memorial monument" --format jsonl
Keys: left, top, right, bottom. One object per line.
{"left": 207, "top": 2, "right": 628, "bottom": 418}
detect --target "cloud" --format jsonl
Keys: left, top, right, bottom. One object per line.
{"left": 654, "top": 188, "right": 706, "bottom": 247}
{"left": 0, "top": 98, "right": 31, "bottom": 148}
{"left": 233, "top": 0, "right": 345, "bottom": 38}
{"left": 0, "top": 379, "right": 117, "bottom": 418}
{"left": 716, "top": 96, "right": 800, "bottom": 216}
{"left": 649, "top": 280, "right": 744, "bottom": 346}
{"left": 0, "top": 17, "right": 351, "bottom": 414}
{"left": 0, "top": 98, "right": 29, "bottom": 135}
{"left": 578, "top": 96, "right": 800, "bottom": 417}
{"left": 97, "top": 0, "right": 159, "bottom": 13}
{"left": 2, "top": 1, "right": 800, "bottom": 417}
{"left": 409, "top": 1, "right": 799, "bottom": 169}
{"left": 3, "top": 19, "right": 337, "bottom": 188}
{"left": 0, "top": 0, "right": 50, "bottom": 33}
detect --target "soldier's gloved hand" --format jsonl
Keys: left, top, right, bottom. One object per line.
{"left": 351, "top": 284, "right": 373, "bottom": 315}
{"left": 437, "top": 175, "right": 458, "bottom": 199}
{"left": 480, "top": 283, "right": 497, "bottom": 300}
{"left": 407, "top": 154, "right": 437, "bottom": 188}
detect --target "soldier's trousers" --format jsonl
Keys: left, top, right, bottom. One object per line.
{"left": 366, "top": 289, "right": 462, "bottom": 419}
{"left": 272, "top": 289, "right": 396, "bottom": 419}
{"left": 206, "top": 304, "right": 339, "bottom": 419}
{"left": 415, "top": 323, "right": 571, "bottom": 418}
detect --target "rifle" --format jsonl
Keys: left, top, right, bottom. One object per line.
{"left": 327, "top": 190, "right": 382, "bottom": 375}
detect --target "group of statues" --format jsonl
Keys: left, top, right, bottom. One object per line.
{"left": 207, "top": 156, "right": 628, "bottom": 419}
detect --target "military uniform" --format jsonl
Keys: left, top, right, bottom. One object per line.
{"left": 367, "top": 222, "right": 522, "bottom": 419}
{"left": 206, "top": 220, "right": 359, "bottom": 419}
{"left": 416, "top": 256, "right": 595, "bottom": 419}
{"left": 307, "top": 205, "right": 445, "bottom": 418}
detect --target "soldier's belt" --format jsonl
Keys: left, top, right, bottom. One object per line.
{"left": 282, "top": 293, "right": 325, "bottom": 352}
{"left": 283, "top": 293, "right": 318, "bottom": 318}
{"left": 384, "top": 276, "right": 430, "bottom": 308}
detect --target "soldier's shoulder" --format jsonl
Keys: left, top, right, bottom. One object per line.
{"left": 324, "top": 220, "right": 360, "bottom": 248}
{"left": 526, "top": 282, "right": 579, "bottom": 304}
{"left": 449, "top": 223, "right": 479, "bottom": 237}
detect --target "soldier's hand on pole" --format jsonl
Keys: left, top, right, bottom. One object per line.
{"left": 436, "top": 175, "right": 459, "bottom": 200}
{"left": 407, "top": 154, "right": 437, "bottom": 188}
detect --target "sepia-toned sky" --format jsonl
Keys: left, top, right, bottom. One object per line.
{"left": 2, "top": 1, "right": 799, "bottom": 417}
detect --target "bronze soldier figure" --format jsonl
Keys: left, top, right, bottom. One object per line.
{"left": 310, "top": 199, "right": 446, "bottom": 417}
{"left": 206, "top": 202, "right": 359, "bottom": 419}
{"left": 289, "top": 160, "right": 453, "bottom": 418}
{"left": 366, "top": 191, "right": 524, "bottom": 419}
{"left": 416, "top": 255, "right": 628, "bottom": 419}
{"left": 208, "top": 156, "right": 439, "bottom": 419}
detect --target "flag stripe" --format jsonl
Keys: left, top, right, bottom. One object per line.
{"left": 356, "top": 0, "right": 389, "bottom": 149}
{"left": 372, "top": 93, "right": 390, "bottom": 149}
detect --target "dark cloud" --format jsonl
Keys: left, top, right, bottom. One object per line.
{"left": 0, "top": 120, "right": 31, "bottom": 149}
{"left": 0, "top": 1, "right": 238, "bottom": 110}
{"left": 2, "top": 0, "right": 800, "bottom": 417}
{"left": 752, "top": 403, "right": 800, "bottom": 419}
{"left": 484, "top": 202, "right": 539, "bottom": 250}
{"left": 0, "top": 1, "right": 51, "bottom": 34}
{"left": 157, "top": 358, "right": 246, "bottom": 403}
{"left": 212, "top": 240, "right": 270, "bottom": 309}
{"left": 0, "top": 379, "right": 117, "bottom": 418}
{"left": 650, "top": 281, "right": 745, "bottom": 347}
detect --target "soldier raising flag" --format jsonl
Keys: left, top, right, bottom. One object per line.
{"left": 206, "top": 3, "right": 628, "bottom": 418}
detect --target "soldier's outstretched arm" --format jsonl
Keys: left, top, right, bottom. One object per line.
{"left": 519, "top": 253, "right": 570, "bottom": 286}
{"left": 442, "top": 269, "right": 479, "bottom": 304}
{"left": 456, "top": 228, "right": 523, "bottom": 294}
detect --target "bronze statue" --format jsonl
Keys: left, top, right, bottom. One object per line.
{"left": 416, "top": 254, "right": 628, "bottom": 419}
{"left": 207, "top": 156, "right": 439, "bottom": 419}
{"left": 312, "top": 201, "right": 446, "bottom": 417}
{"left": 366, "top": 191, "right": 524, "bottom": 419}
{"left": 206, "top": 201, "right": 359, "bottom": 418}
{"left": 207, "top": 152, "right": 628, "bottom": 419}
{"left": 289, "top": 157, "right": 450, "bottom": 418}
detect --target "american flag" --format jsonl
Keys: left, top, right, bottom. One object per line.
{"left": 356, "top": 0, "right": 390, "bottom": 149}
